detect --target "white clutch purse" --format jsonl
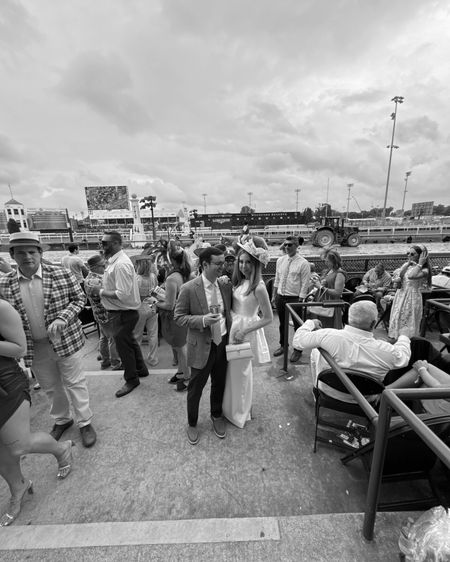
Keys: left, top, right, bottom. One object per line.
{"left": 226, "top": 342, "right": 253, "bottom": 361}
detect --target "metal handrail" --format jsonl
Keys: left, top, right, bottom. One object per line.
{"left": 282, "top": 301, "right": 347, "bottom": 374}
{"left": 363, "top": 387, "right": 450, "bottom": 540}
{"left": 318, "top": 349, "right": 379, "bottom": 426}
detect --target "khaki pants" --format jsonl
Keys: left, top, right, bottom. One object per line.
{"left": 32, "top": 339, "right": 93, "bottom": 428}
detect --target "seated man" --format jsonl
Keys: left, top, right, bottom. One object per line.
{"left": 293, "top": 301, "right": 411, "bottom": 402}
{"left": 353, "top": 262, "right": 392, "bottom": 311}
{"left": 432, "top": 264, "right": 450, "bottom": 289}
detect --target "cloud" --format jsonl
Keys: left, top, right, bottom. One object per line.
{"left": 398, "top": 116, "right": 440, "bottom": 143}
{"left": 0, "top": 0, "right": 40, "bottom": 67}
{"left": 57, "top": 51, "right": 152, "bottom": 134}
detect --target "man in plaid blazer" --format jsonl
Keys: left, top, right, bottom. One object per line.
{"left": 0, "top": 232, "right": 96, "bottom": 448}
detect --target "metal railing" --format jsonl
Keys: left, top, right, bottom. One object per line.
{"left": 282, "top": 300, "right": 450, "bottom": 542}
{"left": 364, "top": 387, "right": 450, "bottom": 540}
{"left": 281, "top": 301, "right": 348, "bottom": 375}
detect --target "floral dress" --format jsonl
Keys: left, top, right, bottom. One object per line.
{"left": 388, "top": 265, "right": 425, "bottom": 339}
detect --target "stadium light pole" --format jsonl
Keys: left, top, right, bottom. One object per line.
{"left": 202, "top": 193, "right": 207, "bottom": 214}
{"left": 346, "top": 184, "right": 353, "bottom": 220}
{"left": 295, "top": 188, "right": 300, "bottom": 214}
{"left": 381, "top": 95, "right": 404, "bottom": 220}
{"left": 401, "top": 171, "right": 412, "bottom": 216}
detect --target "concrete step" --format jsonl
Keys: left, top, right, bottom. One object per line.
{"left": 0, "top": 511, "right": 415, "bottom": 561}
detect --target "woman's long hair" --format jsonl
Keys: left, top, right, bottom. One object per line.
{"left": 400, "top": 244, "right": 432, "bottom": 287}
{"left": 134, "top": 257, "right": 157, "bottom": 277}
{"left": 232, "top": 250, "right": 262, "bottom": 295}
{"left": 169, "top": 245, "right": 192, "bottom": 283}
{"left": 324, "top": 249, "right": 342, "bottom": 271}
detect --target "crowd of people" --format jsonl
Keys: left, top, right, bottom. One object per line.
{"left": 0, "top": 229, "right": 449, "bottom": 526}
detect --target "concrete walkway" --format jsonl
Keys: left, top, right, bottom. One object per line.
{"left": 0, "top": 319, "right": 440, "bottom": 560}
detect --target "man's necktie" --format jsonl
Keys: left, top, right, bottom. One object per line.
{"left": 210, "top": 284, "right": 222, "bottom": 346}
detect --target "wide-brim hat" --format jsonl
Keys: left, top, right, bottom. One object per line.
{"left": 236, "top": 236, "right": 270, "bottom": 267}
{"left": 7, "top": 231, "right": 49, "bottom": 252}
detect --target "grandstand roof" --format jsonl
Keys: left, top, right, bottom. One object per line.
{"left": 5, "top": 198, "right": 23, "bottom": 206}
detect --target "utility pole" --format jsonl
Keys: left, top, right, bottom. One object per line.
{"left": 346, "top": 184, "right": 353, "bottom": 220}
{"left": 295, "top": 188, "right": 300, "bottom": 214}
{"left": 202, "top": 193, "right": 207, "bottom": 214}
{"left": 247, "top": 191, "right": 253, "bottom": 210}
{"left": 401, "top": 171, "right": 412, "bottom": 216}
{"left": 382, "top": 95, "right": 404, "bottom": 220}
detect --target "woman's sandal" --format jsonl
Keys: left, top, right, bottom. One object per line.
{"left": 57, "top": 440, "right": 75, "bottom": 480}
{"left": 0, "top": 480, "right": 34, "bottom": 527}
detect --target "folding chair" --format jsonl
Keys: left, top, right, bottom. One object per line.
{"left": 78, "top": 306, "right": 99, "bottom": 337}
{"left": 313, "top": 368, "right": 384, "bottom": 453}
{"left": 341, "top": 414, "right": 450, "bottom": 511}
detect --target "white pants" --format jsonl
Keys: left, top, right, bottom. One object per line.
{"left": 32, "top": 339, "right": 93, "bottom": 428}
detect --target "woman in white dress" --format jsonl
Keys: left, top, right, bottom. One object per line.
{"left": 223, "top": 236, "right": 273, "bottom": 428}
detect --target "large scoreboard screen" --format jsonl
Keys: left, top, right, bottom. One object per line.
{"left": 85, "top": 186, "right": 129, "bottom": 212}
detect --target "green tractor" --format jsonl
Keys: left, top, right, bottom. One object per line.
{"left": 310, "top": 216, "right": 360, "bottom": 248}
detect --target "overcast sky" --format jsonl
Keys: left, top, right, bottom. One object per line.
{"left": 1, "top": 0, "right": 450, "bottom": 217}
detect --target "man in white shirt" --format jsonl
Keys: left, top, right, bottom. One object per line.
{"left": 271, "top": 236, "right": 310, "bottom": 362}
{"left": 89, "top": 231, "right": 149, "bottom": 397}
{"left": 432, "top": 265, "right": 450, "bottom": 289}
{"left": 293, "top": 301, "right": 411, "bottom": 402}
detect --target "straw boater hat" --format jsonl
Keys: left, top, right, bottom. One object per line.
{"left": 236, "top": 236, "right": 270, "bottom": 267}
{"left": 8, "top": 231, "right": 47, "bottom": 251}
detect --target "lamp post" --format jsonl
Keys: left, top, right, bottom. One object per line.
{"left": 401, "top": 171, "right": 412, "bottom": 216}
{"left": 381, "top": 95, "right": 404, "bottom": 220}
{"left": 247, "top": 191, "right": 253, "bottom": 210}
{"left": 139, "top": 195, "right": 157, "bottom": 241}
{"left": 202, "top": 193, "right": 207, "bottom": 214}
{"left": 346, "top": 183, "right": 353, "bottom": 220}
{"left": 295, "top": 188, "right": 300, "bottom": 214}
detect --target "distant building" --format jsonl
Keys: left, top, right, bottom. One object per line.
{"left": 4, "top": 198, "right": 28, "bottom": 230}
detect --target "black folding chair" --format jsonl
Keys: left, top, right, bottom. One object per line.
{"left": 78, "top": 306, "right": 99, "bottom": 337}
{"left": 341, "top": 414, "right": 450, "bottom": 511}
{"left": 313, "top": 368, "right": 384, "bottom": 453}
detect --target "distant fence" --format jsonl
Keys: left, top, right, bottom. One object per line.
{"left": 262, "top": 252, "right": 450, "bottom": 284}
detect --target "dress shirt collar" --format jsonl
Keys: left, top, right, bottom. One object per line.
{"left": 201, "top": 272, "right": 218, "bottom": 289}
{"left": 17, "top": 265, "right": 43, "bottom": 280}
{"left": 106, "top": 249, "right": 126, "bottom": 265}
{"left": 343, "top": 324, "right": 375, "bottom": 339}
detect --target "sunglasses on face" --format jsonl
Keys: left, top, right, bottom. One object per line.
{"left": 407, "top": 252, "right": 417, "bottom": 256}
{"left": 284, "top": 243, "right": 294, "bottom": 247}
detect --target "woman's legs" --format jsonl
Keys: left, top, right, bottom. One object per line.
{"left": 174, "top": 344, "right": 189, "bottom": 381}
{"left": 146, "top": 314, "right": 159, "bottom": 365}
{"left": 0, "top": 401, "right": 68, "bottom": 523}
{"left": 0, "top": 400, "right": 65, "bottom": 459}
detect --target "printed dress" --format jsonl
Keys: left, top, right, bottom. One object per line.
{"left": 223, "top": 280, "right": 271, "bottom": 428}
{"left": 388, "top": 266, "right": 424, "bottom": 339}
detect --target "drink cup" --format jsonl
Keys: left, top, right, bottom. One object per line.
{"left": 209, "top": 305, "right": 220, "bottom": 315}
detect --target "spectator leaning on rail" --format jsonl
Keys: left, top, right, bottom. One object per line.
{"left": 0, "top": 231, "right": 96, "bottom": 447}
{"left": 271, "top": 235, "right": 310, "bottom": 363}
{"left": 292, "top": 300, "right": 411, "bottom": 403}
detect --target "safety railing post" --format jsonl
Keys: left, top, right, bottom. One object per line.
{"left": 362, "top": 394, "right": 392, "bottom": 541}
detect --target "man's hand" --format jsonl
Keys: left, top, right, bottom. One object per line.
{"left": 204, "top": 313, "right": 221, "bottom": 327}
{"left": 0, "top": 257, "right": 12, "bottom": 274}
{"left": 312, "top": 319, "right": 322, "bottom": 330}
{"left": 47, "top": 319, "right": 67, "bottom": 342}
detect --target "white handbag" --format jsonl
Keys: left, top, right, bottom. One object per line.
{"left": 226, "top": 342, "right": 253, "bottom": 361}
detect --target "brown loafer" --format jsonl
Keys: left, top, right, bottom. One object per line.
{"left": 80, "top": 424, "right": 97, "bottom": 448}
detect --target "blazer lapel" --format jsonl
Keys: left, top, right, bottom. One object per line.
{"left": 194, "top": 277, "right": 209, "bottom": 314}
{"left": 41, "top": 265, "right": 53, "bottom": 314}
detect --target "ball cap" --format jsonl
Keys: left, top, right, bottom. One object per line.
{"left": 9, "top": 231, "right": 43, "bottom": 250}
